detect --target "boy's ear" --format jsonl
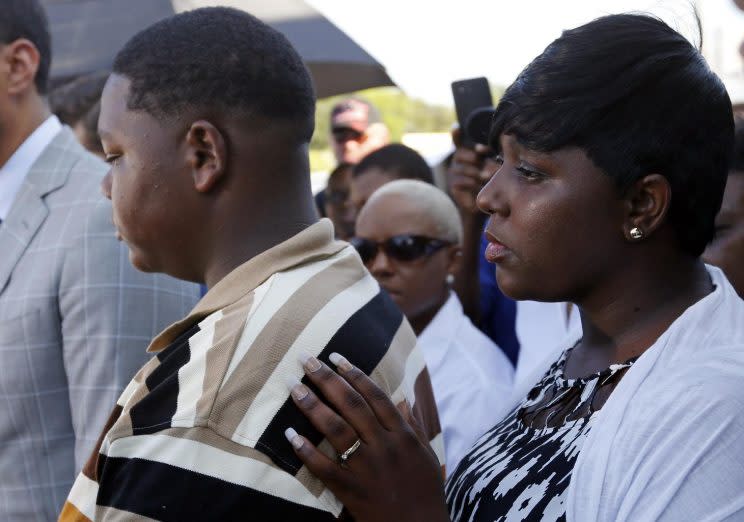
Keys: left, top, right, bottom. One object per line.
{"left": 185, "top": 120, "right": 227, "bottom": 193}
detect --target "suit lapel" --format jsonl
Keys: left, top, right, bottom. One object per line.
{"left": 0, "top": 128, "right": 79, "bottom": 295}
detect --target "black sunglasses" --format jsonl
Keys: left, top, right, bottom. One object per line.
{"left": 350, "top": 235, "right": 452, "bottom": 265}
{"left": 332, "top": 126, "right": 364, "bottom": 143}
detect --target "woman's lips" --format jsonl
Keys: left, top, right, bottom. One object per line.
{"left": 484, "top": 231, "right": 511, "bottom": 263}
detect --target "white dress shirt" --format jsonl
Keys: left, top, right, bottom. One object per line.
{"left": 418, "top": 292, "right": 514, "bottom": 474}
{"left": 514, "top": 300, "right": 582, "bottom": 388}
{"left": 0, "top": 115, "right": 62, "bottom": 220}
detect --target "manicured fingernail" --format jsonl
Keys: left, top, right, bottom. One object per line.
{"left": 284, "top": 375, "right": 308, "bottom": 400}
{"left": 299, "top": 353, "right": 322, "bottom": 373}
{"left": 329, "top": 352, "right": 353, "bottom": 372}
{"left": 284, "top": 427, "right": 304, "bottom": 449}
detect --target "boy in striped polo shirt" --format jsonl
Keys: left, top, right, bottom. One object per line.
{"left": 59, "top": 7, "right": 443, "bottom": 522}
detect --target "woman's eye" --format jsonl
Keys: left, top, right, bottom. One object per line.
{"left": 516, "top": 165, "right": 545, "bottom": 180}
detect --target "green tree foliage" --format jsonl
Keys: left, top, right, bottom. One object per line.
{"left": 311, "top": 87, "right": 456, "bottom": 150}
{"left": 311, "top": 85, "right": 504, "bottom": 151}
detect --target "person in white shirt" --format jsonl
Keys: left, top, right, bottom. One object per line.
{"left": 351, "top": 179, "right": 514, "bottom": 473}
{"left": 514, "top": 300, "right": 582, "bottom": 386}
{"left": 0, "top": 2, "right": 199, "bottom": 519}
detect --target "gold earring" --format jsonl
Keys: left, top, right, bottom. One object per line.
{"left": 629, "top": 227, "right": 644, "bottom": 240}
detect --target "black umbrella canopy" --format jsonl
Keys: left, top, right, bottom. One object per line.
{"left": 44, "top": 0, "right": 394, "bottom": 97}
{"left": 174, "top": 0, "right": 395, "bottom": 96}
{"left": 43, "top": 0, "right": 175, "bottom": 84}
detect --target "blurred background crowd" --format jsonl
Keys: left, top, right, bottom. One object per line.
{"left": 2, "top": 0, "right": 744, "bottom": 520}
{"left": 44, "top": 0, "right": 744, "bottom": 385}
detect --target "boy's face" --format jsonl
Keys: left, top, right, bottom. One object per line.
{"left": 98, "top": 74, "right": 198, "bottom": 279}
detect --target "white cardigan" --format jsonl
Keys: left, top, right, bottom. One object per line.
{"left": 507, "top": 266, "right": 744, "bottom": 522}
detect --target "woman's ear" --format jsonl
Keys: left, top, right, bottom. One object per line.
{"left": 622, "top": 174, "right": 672, "bottom": 241}
{"left": 185, "top": 120, "right": 227, "bottom": 193}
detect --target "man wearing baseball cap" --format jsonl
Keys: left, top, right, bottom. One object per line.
{"left": 329, "top": 97, "right": 390, "bottom": 164}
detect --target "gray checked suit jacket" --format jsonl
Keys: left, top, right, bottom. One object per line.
{"left": 0, "top": 127, "right": 200, "bottom": 520}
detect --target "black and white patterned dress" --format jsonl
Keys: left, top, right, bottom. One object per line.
{"left": 445, "top": 347, "right": 636, "bottom": 522}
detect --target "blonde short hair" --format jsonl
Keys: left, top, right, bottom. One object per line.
{"left": 362, "top": 179, "right": 463, "bottom": 244}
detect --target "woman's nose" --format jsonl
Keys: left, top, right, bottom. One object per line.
{"left": 476, "top": 166, "right": 509, "bottom": 218}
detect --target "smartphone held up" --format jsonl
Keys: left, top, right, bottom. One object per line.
{"left": 451, "top": 77, "right": 494, "bottom": 147}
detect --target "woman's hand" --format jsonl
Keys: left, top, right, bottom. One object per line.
{"left": 284, "top": 353, "right": 450, "bottom": 522}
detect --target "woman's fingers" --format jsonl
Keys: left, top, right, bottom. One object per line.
{"left": 286, "top": 373, "right": 359, "bottom": 455}
{"left": 285, "top": 354, "right": 452, "bottom": 522}
{"left": 396, "top": 398, "right": 431, "bottom": 449}
{"left": 283, "top": 428, "right": 350, "bottom": 492}
{"left": 328, "top": 353, "right": 408, "bottom": 432}
{"left": 294, "top": 353, "right": 381, "bottom": 441}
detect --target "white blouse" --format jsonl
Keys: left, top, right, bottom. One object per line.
{"left": 418, "top": 292, "right": 514, "bottom": 474}
{"left": 507, "top": 265, "right": 744, "bottom": 521}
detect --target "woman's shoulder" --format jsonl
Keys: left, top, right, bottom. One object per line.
{"left": 626, "top": 342, "right": 744, "bottom": 431}
{"left": 669, "top": 342, "right": 744, "bottom": 401}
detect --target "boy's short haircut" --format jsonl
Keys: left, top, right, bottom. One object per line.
{"left": 112, "top": 7, "right": 316, "bottom": 144}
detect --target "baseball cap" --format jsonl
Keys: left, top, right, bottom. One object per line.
{"left": 330, "top": 98, "right": 382, "bottom": 135}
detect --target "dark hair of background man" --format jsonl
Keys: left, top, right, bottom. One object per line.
{"left": 353, "top": 143, "right": 434, "bottom": 184}
{"left": 49, "top": 71, "right": 109, "bottom": 126}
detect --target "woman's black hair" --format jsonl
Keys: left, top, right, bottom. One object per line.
{"left": 491, "top": 13, "right": 734, "bottom": 256}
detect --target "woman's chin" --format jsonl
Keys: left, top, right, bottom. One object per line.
{"left": 495, "top": 269, "right": 542, "bottom": 302}
{"left": 496, "top": 272, "right": 569, "bottom": 303}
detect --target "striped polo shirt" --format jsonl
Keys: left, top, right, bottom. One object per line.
{"left": 59, "top": 219, "right": 443, "bottom": 521}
